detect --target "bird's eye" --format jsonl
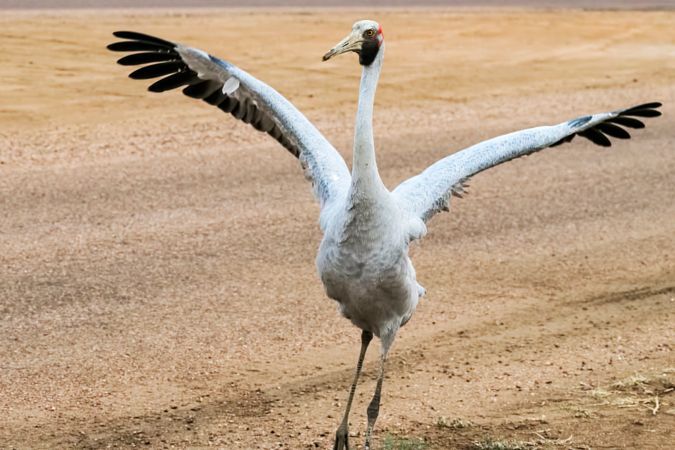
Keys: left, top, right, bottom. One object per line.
{"left": 365, "top": 29, "right": 375, "bottom": 38}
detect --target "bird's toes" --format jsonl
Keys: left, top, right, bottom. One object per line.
{"left": 333, "top": 428, "right": 349, "bottom": 450}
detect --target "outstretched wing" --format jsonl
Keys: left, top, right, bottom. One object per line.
{"left": 108, "top": 31, "right": 350, "bottom": 209}
{"left": 393, "top": 102, "right": 662, "bottom": 225}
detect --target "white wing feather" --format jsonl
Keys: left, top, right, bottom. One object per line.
{"left": 393, "top": 103, "right": 661, "bottom": 225}
{"left": 109, "top": 31, "right": 351, "bottom": 211}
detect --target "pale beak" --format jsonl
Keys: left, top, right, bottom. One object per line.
{"left": 322, "top": 33, "right": 362, "bottom": 61}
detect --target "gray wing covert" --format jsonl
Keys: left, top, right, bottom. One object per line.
{"left": 393, "top": 103, "right": 662, "bottom": 225}
{"left": 108, "top": 31, "right": 351, "bottom": 208}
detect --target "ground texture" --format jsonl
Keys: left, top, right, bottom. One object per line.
{"left": 1, "top": 7, "right": 674, "bottom": 450}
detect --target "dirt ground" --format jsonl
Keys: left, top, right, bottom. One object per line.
{"left": 1, "top": 7, "right": 674, "bottom": 450}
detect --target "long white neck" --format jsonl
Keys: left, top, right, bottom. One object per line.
{"left": 352, "top": 43, "right": 385, "bottom": 192}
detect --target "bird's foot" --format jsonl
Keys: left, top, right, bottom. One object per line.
{"left": 333, "top": 425, "right": 349, "bottom": 450}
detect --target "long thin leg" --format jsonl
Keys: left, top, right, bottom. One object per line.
{"left": 334, "top": 330, "right": 373, "bottom": 450}
{"left": 364, "top": 351, "right": 388, "bottom": 450}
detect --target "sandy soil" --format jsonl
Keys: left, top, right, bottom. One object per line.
{"left": 3, "top": 1, "right": 675, "bottom": 10}
{"left": 1, "top": 8, "right": 674, "bottom": 450}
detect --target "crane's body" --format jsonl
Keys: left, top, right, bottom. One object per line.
{"left": 317, "top": 187, "right": 421, "bottom": 344}
{"left": 108, "top": 19, "right": 662, "bottom": 450}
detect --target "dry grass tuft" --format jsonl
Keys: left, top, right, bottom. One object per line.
{"left": 381, "top": 434, "right": 428, "bottom": 450}
{"left": 578, "top": 370, "right": 675, "bottom": 417}
{"left": 472, "top": 438, "right": 533, "bottom": 450}
{"left": 436, "top": 416, "right": 474, "bottom": 429}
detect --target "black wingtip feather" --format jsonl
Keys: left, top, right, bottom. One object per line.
{"left": 182, "top": 81, "right": 221, "bottom": 99}
{"left": 112, "top": 31, "right": 175, "bottom": 48}
{"left": 108, "top": 33, "right": 303, "bottom": 159}
{"left": 621, "top": 101, "right": 662, "bottom": 118}
{"left": 218, "top": 97, "right": 237, "bottom": 113}
{"left": 117, "top": 52, "right": 177, "bottom": 66}
{"left": 107, "top": 41, "right": 167, "bottom": 52}
{"left": 147, "top": 71, "right": 197, "bottom": 92}
{"left": 623, "top": 109, "right": 662, "bottom": 118}
{"left": 129, "top": 61, "right": 184, "bottom": 80}
{"left": 204, "top": 90, "right": 228, "bottom": 106}
{"left": 596, "top": 122, "right": 631, "bottom": 139}
{"left": 553, "top": 101, "right": 661, "bottom": 150}
{"left": 625, "top": 101, "right": 662, "bottom": 112}
{"left": 608, "top": 116, "right": 645, "bottom": 129}
{"left": 579, "top": 128, "right": 612, "bottom": 147}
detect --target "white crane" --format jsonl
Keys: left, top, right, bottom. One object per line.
{"left": 108, "top": 19, "right": 662, "bottom": 450}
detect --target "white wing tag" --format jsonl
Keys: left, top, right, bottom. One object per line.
{"left": 222, "top": 77, "right": 240, "bottom": 95}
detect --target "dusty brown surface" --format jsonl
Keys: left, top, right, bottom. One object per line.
{"left": 4, "top": 0, "right": 675, "bottom": 10}
{"left": 1, "top": 8, "right": 674, "bottom": 450}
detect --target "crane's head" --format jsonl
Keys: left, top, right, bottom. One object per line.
{"left": 322, "top": 20, "right": 384, "bottom": 66}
